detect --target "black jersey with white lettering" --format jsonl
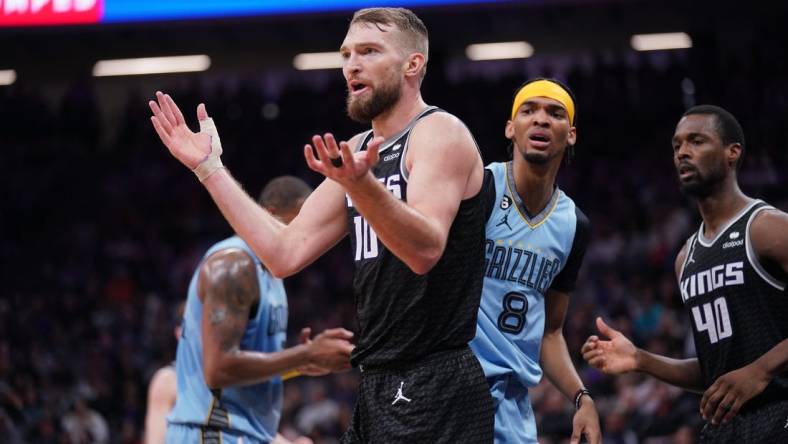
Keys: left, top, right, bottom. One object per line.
{"left": 345, "top": 107, "right": 488, "bottom": 367}
{"left": 679, "top": 200, "right": 788, "bottom": 410}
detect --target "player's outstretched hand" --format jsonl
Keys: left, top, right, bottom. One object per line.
{"left": 571, "top": 396, "right": 601, "bottom": 444}
{"left": 149, "top": 91, "right": 214, "bottom": 170}
{"left": 304, "top": 133, "right": 384, "bottom": 187}
{"left": 700, "top": 362, "right": 770, "bottom": 426}
{"left": 304, "top": 327, "right": 355, "bottom": 373}
{"left": 581, "top": 317, "right": 638, "bottom": 374}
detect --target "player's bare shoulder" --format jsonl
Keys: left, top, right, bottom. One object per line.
{"left": 198, "top": 248, "right": 259, "bottom": 308}
{"left": 749, "top": 206, "right": 788, "bottom": 264}
{"left": 406, "top": 110, "right": 483, "bottom": 196}
{"left": 411, "top": 111, "right": 476, "bottom": 151}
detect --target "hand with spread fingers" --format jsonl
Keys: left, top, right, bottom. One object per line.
{"left": 581, "top": 317, "right": 639, "bottom": 375}
{"left": 700, "top": 362, "right": 770, "bottom": 426}
{"left": 149, "top": 91, "right": 225, "bottom": 181}
{"left": 303, "top": 133, "right": 385, "bottom": 188}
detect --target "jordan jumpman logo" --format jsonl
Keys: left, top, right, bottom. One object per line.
{"left": 391, "top": 381, "right": 412, "bottom": 405}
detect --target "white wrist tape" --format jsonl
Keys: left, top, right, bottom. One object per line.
{"left": 192, "top": 117, "right": 224, "bottom": 182}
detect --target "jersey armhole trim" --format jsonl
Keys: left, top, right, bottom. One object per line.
{"left": 745, "top": 206, "right": 786, "bottom": 291}
{"left": 354, "top": 130, "right": 374, "bottom": 153}
{"left": 678, "top": 234, "right": 697, "bottom": 282}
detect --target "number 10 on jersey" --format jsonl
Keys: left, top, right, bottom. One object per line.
{"left": 354, "top": 216, "right": 379, "bottom": 260}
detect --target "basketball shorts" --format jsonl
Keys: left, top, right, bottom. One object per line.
{"left": 488, "top": 375, "right": 537, "bottom": 444}
{"left": 340, "top": 347, "right": 494, "bottom": 443}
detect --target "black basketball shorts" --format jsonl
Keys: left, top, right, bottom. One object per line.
{"left": 340, "top": 347, "right": 494, "bottom": 443}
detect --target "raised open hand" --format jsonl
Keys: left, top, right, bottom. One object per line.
{"left": 304, "top": 133, "right": 384, "bottom": 187}
{"left": 149, "top": 91, "right": 220, "bottom": 175}
{"left": 581, "top": 317, "right": 639, "bottom": 374}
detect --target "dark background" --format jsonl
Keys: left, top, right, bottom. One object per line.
{"left": 2, "top": 0, "right": 787, "bottom": 442}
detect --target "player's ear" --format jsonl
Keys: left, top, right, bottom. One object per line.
{"left": 726, "top": 143, "right": 742, "bottom": 168}
{"left": 505, "top": 120, "right": 515, "bottom": 140}
{"left": 403, "top": 53, "right": 425, "bottom": 79}
{"left": 567, "top": 126, "right": 577, "bottom": 146}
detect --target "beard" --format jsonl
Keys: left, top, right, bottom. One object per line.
{"left": 346, "top": 77, "right": 401, "bottom": 123}
{"left": 523, "top": 151, "right": 550, "bottom": 165}
{"left": 678, "top": 162, "right": 727, "bottom": 198}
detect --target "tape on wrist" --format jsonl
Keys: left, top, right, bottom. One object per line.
{"left": 193, "top": 117, "right": 224, "bottom": 182}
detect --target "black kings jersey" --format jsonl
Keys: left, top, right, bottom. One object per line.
{"left": 679, "top": 200, "right": 788, "bottom": 409}
{"left": 346, "top": 106, "right": 488, "bottom": 367}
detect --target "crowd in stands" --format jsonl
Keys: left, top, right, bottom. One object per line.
{"left": 2, "top": 30, "right": 786, "bottom": 444}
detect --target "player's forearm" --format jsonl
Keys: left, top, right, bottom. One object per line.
{"left": 143, "top": 408, "right": 168, "bottom": 444}
{"left": 346, "top": 173, "right": 446, "bottom": 274}
{"left": 201, "top": 169, "right": 294, "bottom": 275}
{"left": 541, "top": 331, "right": 586, "bottom": 400}
{"left": 635, "top": 350, "right": 704, "bottom": 393}
{"left": 752, "top": 338, "right": 788, "bottom": 379}
{"left": 204, "top": 344, "right": 310, "bottom": 389}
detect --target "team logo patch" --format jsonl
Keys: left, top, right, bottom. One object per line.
{"left": 500, "top": 195, "right": 513, "bottom": 210}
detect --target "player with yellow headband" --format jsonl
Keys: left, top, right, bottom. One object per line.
{"left": 470, "top": 78, "right": 601, "bottom": 443}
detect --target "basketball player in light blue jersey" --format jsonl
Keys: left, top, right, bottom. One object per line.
{"left": 470, "top": 79, "right": 601, "bottom": 444}
{"left": 166, "top": 176, "right": 355, "bottom": 444}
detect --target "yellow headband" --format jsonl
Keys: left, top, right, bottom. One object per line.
{"left": 511, "top": 80, "right": 575, "bottom": 124}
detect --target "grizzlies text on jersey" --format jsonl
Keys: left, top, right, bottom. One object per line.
{"left": 470, "top": 161, "right": 589, "bottom": 444}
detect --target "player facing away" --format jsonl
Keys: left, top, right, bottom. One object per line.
{"left": 149, "top": 7, "right": 494, "bottom": 443}
{"left": 165, "top": 176, "right": 354, "bottom": 444}
{"left": 582, "top": 105, "right": 788, "bottom": 443}
{"left": 470, "top": 79, "right": 601, "bottom": 444}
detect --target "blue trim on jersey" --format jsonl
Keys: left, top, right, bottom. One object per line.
{"left": 168, "top": 236, "right": 287, "bottom": 442}
{"left": 471, "top": 161, "right": 579, "bottom": 386}
{"left": 470, "top": 162, "right": 579, "bottom": 442}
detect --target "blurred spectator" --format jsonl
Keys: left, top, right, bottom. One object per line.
{"left": 1, "top": 10, "right": 787, "bottom": 442}
{"left": 61, "top": 398, "right": 110, "bottom": 444}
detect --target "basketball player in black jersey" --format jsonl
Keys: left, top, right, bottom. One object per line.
{"left": 581, "top": 105, "right": 788, "bottom": 443}
{"left": 149, "top": 7, "right": 493, "bottom": 443}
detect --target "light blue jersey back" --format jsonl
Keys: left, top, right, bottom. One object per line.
{"left": 470, "top": 161, "right": 582, "bottom": 389}
{"left": 168, "top": 236, "right": 288, "bottom": 443}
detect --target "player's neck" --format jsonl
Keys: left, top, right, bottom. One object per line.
{"left": 371, "top": 90, "right": 427, "bottom": 140}
{"left": 697, "top": 178, "right": 752, "bottom": 238}
{"left": 512, "top": 157, "right": 560, "bottom": 216}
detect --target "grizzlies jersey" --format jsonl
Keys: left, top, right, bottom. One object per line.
{"left": 347, "top": 106, "right": 488, "bottom": 367}
{"left": 168, "top": 236, "right": 288, "bottom": 442}
{"left": 679, "top": 201, "right": 788, "bottom": 410}
{"left": 470, "top": 161, "right": 590, "bottom": 388}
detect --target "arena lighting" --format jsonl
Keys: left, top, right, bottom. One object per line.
{"left": 631, "top": 32, "right": 692, "bottom": 51}
{"left": 92, "top": 55, "right": 211, "bottom": 77}
{"left": 0, "top": 69, "right": 16, "bottom": 85}
{"left": 466, "top": 41, "right": 534, "bottom": 61}
{"left": 293, "top": 52, "right": 344, "bottom": 71}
